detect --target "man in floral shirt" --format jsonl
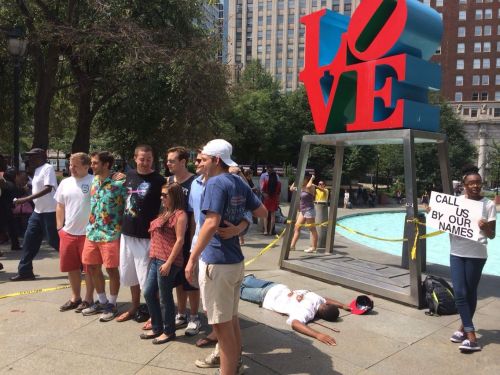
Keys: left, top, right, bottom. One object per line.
{"left": 81, "top": 151, "right": 127, "bottom": 322}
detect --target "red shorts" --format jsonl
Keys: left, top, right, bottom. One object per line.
{"left": 59, "top": 230, "right": 87, "bottom": 272}
{"left": 82, "top": 238, "right": 120, "bottom": 269}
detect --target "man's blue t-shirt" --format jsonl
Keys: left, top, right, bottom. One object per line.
{"left": 201, "top": 173, "right": 261, "bottom": 264}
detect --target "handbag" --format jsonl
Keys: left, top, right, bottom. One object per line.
{"left": 13, "top": 201, "right": 33, "bottom": 216}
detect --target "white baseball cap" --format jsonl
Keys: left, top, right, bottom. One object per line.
{"left": 202, "top": 139, "right": 238, "bottom": 167}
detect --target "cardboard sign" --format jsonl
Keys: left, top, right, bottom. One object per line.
{"left": 427, "top": 192, "right": 483, "bottom": 241}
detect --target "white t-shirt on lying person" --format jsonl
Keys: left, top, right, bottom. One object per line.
{"left": 262, "top": 284, "right": 326, "bottom": 325}
{"left": 54, "top": 174, "right": 93, "bottom": 235}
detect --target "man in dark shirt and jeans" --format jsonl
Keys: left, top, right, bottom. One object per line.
{"left": 185, "top": 139, "right": 267, "bottom": 375}
{"left": 118, "top": 145, "right": 166, "bottom": 322}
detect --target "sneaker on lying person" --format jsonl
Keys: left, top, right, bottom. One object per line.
{"left": 185, "top": 319, "right": 202, "bottom": 336}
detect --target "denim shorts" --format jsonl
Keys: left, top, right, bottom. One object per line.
{"left": 301, "top": 208, "right": 316, "bottom": 219}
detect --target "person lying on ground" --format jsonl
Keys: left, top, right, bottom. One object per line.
{"left": 240, "top": 274, "right": 351, "bottom": 345}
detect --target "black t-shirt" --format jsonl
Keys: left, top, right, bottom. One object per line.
{"left": 169, "top": 174, "right": 196, "bottom": 253}
{"left": 122, "top": 170, "right": 166, "bottom": 238}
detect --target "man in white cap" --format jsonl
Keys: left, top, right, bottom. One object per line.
{"left": 185, "top": 139, "right": 267, "bottom": 375}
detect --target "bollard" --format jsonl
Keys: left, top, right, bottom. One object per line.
{"left": 402, "top": 212, "right": 426, "bottom": 271}
{"left": 314, "top": 202, "right": 329, "bottom": 250}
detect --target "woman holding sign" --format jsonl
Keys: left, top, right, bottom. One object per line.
{"left": 448, "top": 166, "right": 496, "bottom": 353}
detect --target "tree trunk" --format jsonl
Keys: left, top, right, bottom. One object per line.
{"left": 32, "top": 44, "right": 59, "bottom": 150}
{"left": 71, "top": 73, "right": 93, "bottom": 153}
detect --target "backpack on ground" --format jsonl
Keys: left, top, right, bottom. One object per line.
{"left": 422, "top": 275, "right": 457, "bottom": 316}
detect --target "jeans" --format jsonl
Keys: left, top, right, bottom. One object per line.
{"left": 18, "top": 212, "right": 59, "bottom": 276}
{"left": 240, "top": 275, "right": 277, "bottom": 305}
{"left": 450, "top": 255, "right": 486, "bottom": 333}
{"left": 143, "top": 258, "right": 180, "bottom": 335}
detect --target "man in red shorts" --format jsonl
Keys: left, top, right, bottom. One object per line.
{"left": 82, "top": 151, "right": 126, "bottom": 322}
{"left": 55, "top": 153, "right": 95, "bottom": 312}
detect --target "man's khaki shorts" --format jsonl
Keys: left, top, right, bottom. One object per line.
{"left": 199, "top": 260, "right": 244, "bottom": 325}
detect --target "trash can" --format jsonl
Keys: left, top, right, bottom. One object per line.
{"left": 401, "top": 212, "right": 426, "bottom": 271}
{"left": 314, "top": 202, "right": 329, "bottom": 250}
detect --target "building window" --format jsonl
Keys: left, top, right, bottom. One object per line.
{"left": 472, "top": 75, "right": 480, "bottom": 85}
{"left": 485, "top": 9, "right": 492, "bottom": 19}
{"left": 459, "top": 11, "right": 466, "bottom": 20}
{"left": 471, "top": 109, "right": 478, "bottom": 117}
{"left": 484, "top": 25, "right": 492, "bottom": 36}
{"left": 456, "top": 60, "right": 464, "bottom": 70}
{"left": 474, "top": 42, "right": 481, "bottom": 52}
{"left": 494, "top": 108, "right": 500, "bottom": 117}
{"left": 496, "top": 74, "right": 500, "bottom": 85}
{"left": 496, "top": 92, "right": 500, "bottom": 101}
{"left": 455, "top": 92, "right": 463, "bottom": 101}
{"left": 475, "top": 9, "right": 483, "bottom": 20}
{"left": 459, "top": 0, "right": 466, "bottom": 4}
{"left": 483, "top": 59, "right": 490, "bottom": 69}
{"left": 481, "top": 92, "right": 488, "bottom": 100}
{"left": 473, "top": 59, "right": 481, "bottom": 69}
{"left": 457, "top": 43, "right": 465, "bottom": 53}
{"left": 482, "top": 75, "right": 489, "bottom": 85}
{"left": 458, "top": 27, "right": 466, "bottom": 37}
{"left": 456, "top": 75, "right": 464, "bottom": 86}
{"left": 484, "top": 42, "right": 491, "bottom": 52}
{"left": 474, "top": 26, "right": 482, "bottom": 36}
{"left": 497, "top": 58, "right": 500, "bottom": 68}
{"left": 436, "top": 0, "right": 443, "bottom": 6}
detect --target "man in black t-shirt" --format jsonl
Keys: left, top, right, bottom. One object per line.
{"left": 117, "top": 145, "right": 166, "bottom": 322}
{"left": 165, "top": 146, "right": 199, "bottom": 336}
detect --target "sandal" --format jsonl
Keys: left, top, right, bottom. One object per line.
{"left": 152, "top": 333, "right": 176, "bottom": 345}
{"left": 142, "top": 318, "right": 152, "bottom": 330}
{"left": 139, "top": 331, "right": 162, "bottom": 340}
{"left": 116, "top": 311, "right": 134, "bottom": 322}
{"left": 60, "top": 298, "right": 82, "bottom": 312}
{"left": 196, "top": 336, "right": 218, "bottom": 348}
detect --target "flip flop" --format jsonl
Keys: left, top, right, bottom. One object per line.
{"left": 142, "top": 318, "right": 152, "bottom": 330}
{"left": 116, "top": 311, "right": 134, "bottom": 322}
{"left": 196, "top": 336, "right": 218, "bottom": 348}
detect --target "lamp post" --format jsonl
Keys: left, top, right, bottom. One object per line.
{"left": 6, "top": 27, "right": 28, "bottom": 172}
{"left": 375, "top": 153, "right": 380, "bottom": 195}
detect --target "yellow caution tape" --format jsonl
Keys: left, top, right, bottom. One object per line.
{"left": 0, "top": 284, "right": 72, "bottom": 300}
{"left": 245, "top": 228, "right": 287, "bottom": 267}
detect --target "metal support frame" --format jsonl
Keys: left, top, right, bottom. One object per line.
{"left": 279, "top": 129, "right": 451, "bottom": 307}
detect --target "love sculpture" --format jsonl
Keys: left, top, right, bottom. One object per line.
{"left": 300, "top": 0, "right": 443, "bottom": 134}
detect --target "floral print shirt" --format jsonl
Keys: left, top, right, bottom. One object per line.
{"left": 86, "top": 176, "right": 127, "bottom": 242}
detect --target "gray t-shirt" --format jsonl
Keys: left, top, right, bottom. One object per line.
{"left": 450, "top": 197, "right": 496, "bottom": 259}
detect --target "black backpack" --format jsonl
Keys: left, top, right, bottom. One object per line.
{"left": 422, "top": 275, "right": 457, "bottom": 316}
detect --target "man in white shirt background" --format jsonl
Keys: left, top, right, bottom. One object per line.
{"left": 10, "top": 148, "right": 59, "bottom": 281}
{"left": 55, "top": 152, "right": 95, "bottom": 312}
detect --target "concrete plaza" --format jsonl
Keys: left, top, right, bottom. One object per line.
{"left": 1, "top": 205, "right": 499, "bottom": 374}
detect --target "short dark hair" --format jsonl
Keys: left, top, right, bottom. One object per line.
{"left": 462, "top": 164, "right": 480, "bottom": 182}
{"left": 91, "top": 151, "right": 114, "bottom": 170}
{"left": 167, "top": 146, "right": 189, "bottom": 162}
{"left": 316, "top": 304, "right": 340, "bottom": 322}
{"left": 135, "top": 144, "right": 153, "bottom": 156}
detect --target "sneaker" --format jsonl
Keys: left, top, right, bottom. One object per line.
{"left": 450, "top": 331, "right": 465, "bottom": 343}
{"left": 59, "top": 298, "right": 82, "bottom": 312}
{"left": 195, "top": 351, "right": 220, "bottom": 368}
{"left": 304, "top": 247, "right": 317, "bottom": 253}
{"left": 185, "top": 319, "right": 202, "bottom": 336}
{"left": 75, "top": 301, "right": 92, "bottom": 313}
{"left": 82, "top": 301, "right": 107, "bottom": 316}
{"left": 99, "top": 303, "right": 118, "bottom": 322}
{"left": 212, "top": 361, "right": 245, "bottom": 375}
{"left": 459, "top": 339, "right": 482, "bottom": 352}
{"left": 175, "top": 313, "right": 188, "bottom": 329}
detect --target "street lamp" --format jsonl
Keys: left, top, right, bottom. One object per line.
{"left": 6, "top": 27, "right": 28, "bottom": 172}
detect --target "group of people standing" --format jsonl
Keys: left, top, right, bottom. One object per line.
{"left": 4, "top": 140, "right": 268, "bottom": 374}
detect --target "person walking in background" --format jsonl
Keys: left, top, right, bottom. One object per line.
{"left": 55, "top": 153, "right": 95, "bottom": 312}
{"left": 141, "top": 182, "right": 187, "bottom": 345}
{"left": 118, "top": 145, "right": 166, "bottom": 322}
{"left": 10, "top": 148, "right": 59, "bottom": 281}
{"left": 444, "top": 166, "right": 496, "bottom": 352}
{"left": 81, "top": 151, "right": 126, "bottom": 322}
{"left": 290, "top": 173, "right": 318, "bottom": 253}
{"left": 262, "top": 170, "right": 281, "bottom": 236}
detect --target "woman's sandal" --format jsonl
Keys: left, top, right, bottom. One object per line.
{"left": 152, "top": 333, "right": 176, "bottom": 345}
{"left": 116, "top": 311, "right": 134, "bottom": 322}
{"left": 139, "top": 331, "right": 162, "bottom": 340}
{"left": 195, "top": 336, "right": 218, "bottom": 347}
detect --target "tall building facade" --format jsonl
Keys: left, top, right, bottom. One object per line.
{"left": 226, "top": 0, "right": 361, "bottom": 89}
{"left": 426, "top": 0, "right": 500, "bottom": 183}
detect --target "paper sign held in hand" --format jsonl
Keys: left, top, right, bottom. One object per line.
{"left": 427, "top": 192, "right": 483, "bottom": 241}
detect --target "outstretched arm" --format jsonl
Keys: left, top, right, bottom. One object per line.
{"left": 324, "top": 297, "right": 351, "bottom": 311}
{"left": 291, "top": 320, "right": 336, "bottom": 345}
